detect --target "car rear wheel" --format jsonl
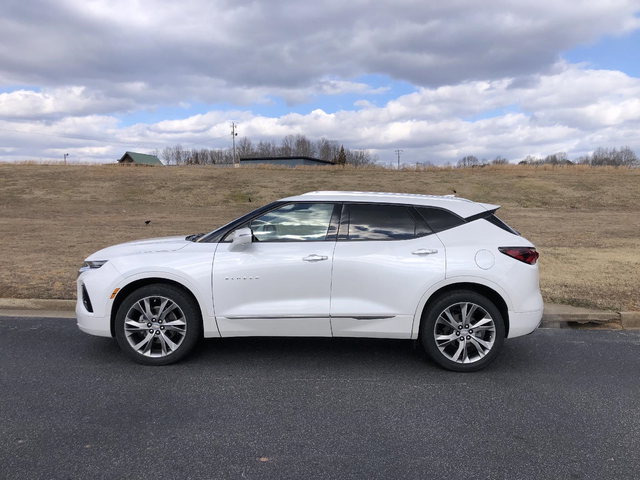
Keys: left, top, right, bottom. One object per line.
{"left": 420, "top": 290, "right": 505, "bottom": 372}
{"left": 115, "top": 284, "right": 202, "bottom": 365}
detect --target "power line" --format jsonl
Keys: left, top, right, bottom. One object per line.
{"left": 182, "top": 134, "right": 229, "bottom": 148}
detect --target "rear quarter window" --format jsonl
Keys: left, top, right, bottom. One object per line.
{"left": 416, "top": 207, "right": 465, "bottom": 233}
{"left": 485, "top": 214, "right": 520, "bottom": 235}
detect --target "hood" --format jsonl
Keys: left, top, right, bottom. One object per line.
{"left": 86, "top": 236, "right": 190, "bottom": 261}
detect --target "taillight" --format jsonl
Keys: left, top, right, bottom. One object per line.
{"left": 498, "top": 247, "right": 539, "bottom": 265}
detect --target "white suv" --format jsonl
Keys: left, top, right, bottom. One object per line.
{"left": 77, "top": 191, "right": 543, "bottom": 371}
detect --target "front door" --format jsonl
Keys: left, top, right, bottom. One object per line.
{"left": 213, "top": 202, "right": 338, "bottom": 337}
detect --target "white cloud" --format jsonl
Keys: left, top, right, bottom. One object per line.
{"left": 2, "top": 64, "right": 640, "bottom": 164}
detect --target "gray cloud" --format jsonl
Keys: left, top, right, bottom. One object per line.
{"left": 1, "top": 0, "right": 639, "bottom": 107}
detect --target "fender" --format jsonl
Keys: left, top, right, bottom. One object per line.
{"left": 111, "top": 269, "right": 220, "bottom": 338}
{"left": 410, "top": 275, "right": 514, "bottom": 339}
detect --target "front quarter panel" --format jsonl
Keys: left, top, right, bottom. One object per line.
{"left": 108, "top": 242, "right": 219, "bottom": 336}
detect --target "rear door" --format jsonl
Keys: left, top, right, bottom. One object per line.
{"left": 213, "top": 202, "right": 339, "bottom": 337}
{"left": 330, "top": 203, "right": 446, "bottom": 338}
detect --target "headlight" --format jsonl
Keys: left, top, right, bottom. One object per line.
{"left": 78, "top": 260, "right": 108, "bottom": 277}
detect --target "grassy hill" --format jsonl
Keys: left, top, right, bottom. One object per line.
{"left": 1, "top": 163, "right": 638, "bottom": 311}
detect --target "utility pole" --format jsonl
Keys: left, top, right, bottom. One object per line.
{"left": 231, "top": 122, "right": 238, "bottom": 167}
{"left": 395, "top": 149, "right": 403, "bottom": 169}
{"left": 64, "top": 153, "right": 69, "bottom": 165}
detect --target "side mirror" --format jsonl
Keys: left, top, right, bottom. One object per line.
{"left": 229, "top": 227, "right": 253, "bottom": 251}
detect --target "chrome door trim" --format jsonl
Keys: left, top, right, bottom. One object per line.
{"left": 224, "top": 315, "right": 396, "bottom": 320}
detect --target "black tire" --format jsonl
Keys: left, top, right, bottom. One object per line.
{"left": 420, "top": 290, "right": 505, "bottom": 372}
{"left": 115, "top": 284, "right": 202, "bottom": 366}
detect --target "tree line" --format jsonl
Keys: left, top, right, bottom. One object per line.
{"left": 158, "top": 134, "right": 378, "bottom": 167}
{"left": 455, "top": 146, "right": 638, "bottom": 168}
{"left": 157, "top": 137, "right": 637, "bottom": 168}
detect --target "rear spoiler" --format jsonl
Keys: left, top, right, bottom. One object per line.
{"left": 464, "top": 207, "right": 499, "bottom": 223}
{"left": 464, "top": 205, "right": 520, "bottom": 236}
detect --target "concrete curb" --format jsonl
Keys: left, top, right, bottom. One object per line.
{"left": 540, "top": 312, "right": 623, "bottom": 330}
{"left": 619, "top": 312, "right": 640, "bottom": 329}
{"left": 0, "top": 298, "right": 638, "bottom": 329}
{"left": 0, "top": 298, "right": 76, "bottom": 311}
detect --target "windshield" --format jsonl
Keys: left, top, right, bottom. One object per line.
{"left": 196, "top": 201, "right": 281, "bottom": 243}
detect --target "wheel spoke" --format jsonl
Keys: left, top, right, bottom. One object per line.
{"left": 470, "top": 316, "right": 493, "bottom": 329}
{"left": 142, "top": 335, "right": 155, "bottom": 356}
{"left": 159, "top": 303, "right": 178, "bottom": 321}
{"left": 472, "top": 325, "right": 495, "bottom": 332}
{"left": 125, "top": 318, "right": 148, "bottom": 330}
{"left": 471, "top": 335, "right": 492, "bottom": 350}
{"left": 133, "top": 332, "right": 154, "bottom": 351}
{"left": 469, "top": 337, "right": 488, "bottom": 358}
{"left": 143, "top": 298, "right": 153, "bottom": 317}
{"left": 157, "top": 298, "right": 169, "bottom": 316}
{"left": 439, "top": 307, "right": 459, "bottom": 329}
{"left": 436, "top": 333, "right": 458, "bottom": 347}
{"left": 158, "top": 334, "right": 168, "bottom": 355}
{"left": 160, "top": 331, "right": 179, "bottom": 352}
{"left": 164, "top": 320, "right": 187, "bottom": 333}
{"left": 134, "top": 300, "right": 152, "bottom": 321}
{"left": 464, "top": 304, "right": 478, "bottom": 324}
{"left": 163, "top": 319, "right": 185, "bottom": 327}
{"left": 451, "top": 341, "right": 465, "bottom": 362}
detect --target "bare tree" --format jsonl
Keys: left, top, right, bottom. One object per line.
{"left": 293, "top": 134, "right": 316, "bottom": 157}
{"left": 619, "top": 146, "right": 638, "bottom": 166}
{"left": 280, "top": 135, "right": 295, "bottom": 156}
{"left": 236, "top": 137, "right": 254, "bottom": 158}
{"left": 491, "top": 155, "right": 509, "bottom": 165}
{"left": 346, "top": 149, "right": 377, "bottom": 167}
{"left": 336, "top": 145, "right": 347, "bottom": 165}
{"left": 161, "top": 146, "right": 174, "bottom": 165}
{"left": 457, "top": 155, "right": 479, "bottom": 168}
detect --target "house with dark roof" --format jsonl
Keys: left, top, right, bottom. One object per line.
{"left": 239, "top": 156, "right": 335, "bottom": 167}
{"left": 118, "top": 151, "right": 164, "bottom": 166}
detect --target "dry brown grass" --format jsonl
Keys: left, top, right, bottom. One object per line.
{"left": 1, "top": 164, "right": 638, "bottom": 311}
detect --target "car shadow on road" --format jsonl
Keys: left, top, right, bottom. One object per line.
{"left": 78, "top": 329, "right": 548, "bottom": 375}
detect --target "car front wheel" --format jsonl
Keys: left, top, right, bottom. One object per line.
{"left": 115, "top": 284, "right": 202, "bottom": 365}
{"left": 421, "top": 291, "right": 505, "bottom": 372}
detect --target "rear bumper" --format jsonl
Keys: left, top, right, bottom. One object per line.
{"left": 507, "top": 308, "right": 543, "bottom": 339}
{"left": 77, "top": 303, "right": 111, "bottom": 337}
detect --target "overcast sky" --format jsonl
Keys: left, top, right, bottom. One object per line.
{"left": 1, "top": 0, "right": 640, "bottom": 164}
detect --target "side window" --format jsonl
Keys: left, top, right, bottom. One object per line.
{"left": 347, "top": 204, "right": 416, "bottom": 241}
{"left": 249, "top": 203, "right": 334, "bottom": 242}
{"left": 416, "top": 207, "right": 465, "bottom": 233}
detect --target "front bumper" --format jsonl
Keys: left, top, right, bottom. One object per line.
{"left": 507, "top": 308, "right": 543, "bottom": 338}
{"left": 76, "top": 260, "right": 123, "bottom": 338}
{"left": 77, "top": 304, "right": 111, "bottom": 337}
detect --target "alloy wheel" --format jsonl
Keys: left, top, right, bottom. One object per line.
{"left": 124, "top": 296, "right": 187, "bottom": 357}
{"left": 433, "top": 302, "right": 496, "bottom": 364}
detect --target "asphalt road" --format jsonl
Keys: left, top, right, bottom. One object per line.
{"left": 1, "top": 317, "right": 639, "bottom": 480}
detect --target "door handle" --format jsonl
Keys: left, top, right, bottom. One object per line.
{"left": 302, "top": 254, "right": 328, "bottom": 262}
{"left": 412, "top": 248, "right": 438, "bottom": 255}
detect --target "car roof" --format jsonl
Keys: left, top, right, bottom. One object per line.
{"left": 281, "top": 191, "right": 499, "bottom": 217}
